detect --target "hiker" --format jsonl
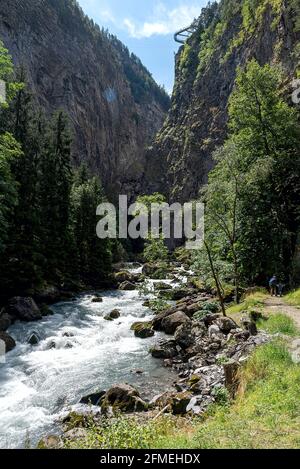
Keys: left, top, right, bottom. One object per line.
{"left": 277, "top": 282, "right": 285, "bottom": 298}
{"left": 269, "top": 275, "right": 277, "bottom": 296}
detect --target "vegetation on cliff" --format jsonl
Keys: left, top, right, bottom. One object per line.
{"left": 192, "top": 59, "right": 300, "bottom": 300}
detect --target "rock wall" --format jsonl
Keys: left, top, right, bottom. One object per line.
{"left": 143, "top": 0, "right": 300, "bottom": 202}
{"left": 0, "top": 0, "right": 170, "bottom": 199}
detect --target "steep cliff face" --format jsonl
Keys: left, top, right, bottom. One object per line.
{"left": 0, "top": 0, "right": 170, "bottom": 199}
{"left": 144, "top": 0, "right": 300, "bottom": 202}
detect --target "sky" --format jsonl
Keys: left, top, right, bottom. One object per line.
{"left": 78, "top": 0, "right": 208, "bottom": 94}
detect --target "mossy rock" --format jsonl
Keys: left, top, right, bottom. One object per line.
{"left": 104, "top": 309, "right": 121, "bottom": 321}
{"left": 100, "top": 384, "right": 148, "bottom": 414}
{"left": 37, "top": 435, "right": 63, "bottom": 449}
{"left": 62, "top": 412, "right": 90, "bottom": 431}
{"left": 131, "top": 321, "right": 154, "bottom": 338}
{"left": 114, "top": 271, "right": 133, "bottom": 283}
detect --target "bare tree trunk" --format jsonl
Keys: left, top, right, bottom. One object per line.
{"left": 204, "top": 241, "right": 226, "bottom": 317}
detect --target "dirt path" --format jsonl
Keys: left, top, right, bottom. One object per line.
{"left": 263, "top": 297, "right": 300, "bottom": 329}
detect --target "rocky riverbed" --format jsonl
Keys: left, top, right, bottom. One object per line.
{"left": 0, "top": 262, "right": 270, "bottom": 448}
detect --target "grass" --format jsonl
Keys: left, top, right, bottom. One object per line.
{"left": 156, "top": 342, "right": 300, "bottom": 449}
{"left": 226, "top": 290, "right": 268, "bottom": 316}
{"left": 258, "top": 313, "right": 299, "bottom": 336}
{"left": 285, "top": 288, "right": 300, "bottom": 307}
{"left": 65, "top": 339, "right": 300, "bottom": 449}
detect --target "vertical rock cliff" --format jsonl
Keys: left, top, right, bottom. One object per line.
{"left": 0, "top": 0, "right": 170, "bottom": 198}
{"left": 144, "top": 0, "right": 300, "bottom": 202}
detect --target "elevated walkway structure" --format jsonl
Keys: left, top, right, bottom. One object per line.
{"left": 174, "top": 19, "right": 199, "bottom": 44}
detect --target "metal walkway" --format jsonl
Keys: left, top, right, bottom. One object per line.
{"left": 174, "top": 19, "right": 199, "bottom": 44}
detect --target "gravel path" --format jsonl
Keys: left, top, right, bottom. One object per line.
{"left": 263, "top": 297, "right": 300, "bottom": 329}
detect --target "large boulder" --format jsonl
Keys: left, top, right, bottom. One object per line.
{"left": 217, "top": 317, "right": 238, "bottom": 334}
{"left": 169, "top": 289, "right": 193, "bottom": 301}
{"left": 131, "top": 322, "right": 154, "bottom": 338}
{"left": 161, "top": 311, "right": 191, "bottom": 335}
{"left": 241, "top": 317, "right": 258, "bottom": 336}
{"left": 142, "top": 263, "right": 156, "bottom": 276}
{"left": 118, "top": 281, "right": 136, "bottom": 291}
{"left": 152, "top": 307, "right": 177, "bottom": 331}
{"left": 101, "top": 384, "right": 148, "bottom": 413}
{"left": 150, "top": 340, "right": 178, "bottom": 359}
{"left": 80, "top": 390, "right": 106, "bottom": 406}
{"left": 6, "top": 297, "right": 42, "bottom": 322}
{"left": 170, "top": 391, "right": 193, "bottom": 415}
{"left": 174, "top": 322, "right": 195, "bottom": 349}
{"left": 0, "top": 331, "right": 16, "bottom": 353}
{"left": 114, "top": 271, "right": 133, "bottom": 283}
{"left": 0, "top": 311, "right": 12, "bottom": 331}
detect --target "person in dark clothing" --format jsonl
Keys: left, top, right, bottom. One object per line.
{"left": 269, "top": 275, "right": 277, "bottom": 296}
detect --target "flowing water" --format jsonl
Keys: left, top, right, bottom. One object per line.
{"left": 0, "top": 266, "right": 177, "bottom": 449}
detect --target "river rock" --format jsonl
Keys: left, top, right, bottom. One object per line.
{"left": 174, "top": 322, "right": 195, "bottom": 349}
{"left": 154, "top": 282, "right": 172, "bottom": 291}
{"left": 0, "top": 331, "right": 16, "bottom": 353}
{"left": 92, "top": 296, "right": 103, "bottom": 303}
{"left": 152, "top": 307, "right": 177, "bottom": 331}
{"left": 241, "top": 317, "right": 258, "bottom": 336}
{"left": 161, "top": 311, "right": 191, "bottom": 335}
{"left": 0, "top": 311, "right": 12, "bottom": 331}
{"left": 28, "top": 332, "right": 40, "bottom": 346}
{"left": 131, "top": 321, "right": 154, "bottom": 338}
{"left": 114, "top": 271, "right": 133, "bottom": 283}
{"left": 37, "top": 435, "right": 63, "bottom": 449}
{"left": 169, "top": 289, "right": 193, "bottom": 301}
{"left": 6, "top": 297, "right": 42, "bottom": 322}
{"left": 80, "top": 390, "right": 106, "bottom": 406}
{"left": 142, "top": 263, "right": 156, "bottom": 276}
{"left": 150, "top": 339, "right": 178, "bottom": 359}
{"left": 118, "top": 281, "right": 136, "bottom": 291}
{"left": 101, "top": 383, "right": 148, "bottom": 413}
{"left": 217, "top": 317, "right": 237, "bottom": 334}
{"left": 170, "top": 391, "right": 193, "bottom": 415}
{"left": 105, "top": 309, "right": 121, "bottom": 321}
{"left": 203, "top": 313, "right": 221, "bottom": 328}
{"left": 64, "top": 428, "right": 89, "bottom": 441}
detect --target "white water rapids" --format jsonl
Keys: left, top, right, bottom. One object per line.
{"left": 0, "top": 266, "right": 179, "bottom": 449}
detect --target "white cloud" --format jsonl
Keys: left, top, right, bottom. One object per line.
{"left": 123, "top": 2, "right": 201, "bottom": 39}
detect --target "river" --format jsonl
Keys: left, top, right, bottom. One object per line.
{"left": 0, "top": 266, "right": 177, "bottom": 449}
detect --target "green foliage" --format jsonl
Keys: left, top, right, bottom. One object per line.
{"left": 226, "top": 291, "right": 267, "bottom": 315}
{"left": 143, "top": 237, "right": 169, "bottom": 263}
{"left": 146, "top": 298, "right": 170, "bottom": 314}
{"left": 71, "top": 174, "right": 112, "bottom": 283}
{"left": 0, "top": 133, "right": 22, "bottom": 253}
{"left": 146, "top": 342, "right": 300, "bottom": 449}
{"left": 0, "top": 41, "right": 23, "bottom": 105}
{"left": 194, "top": 301, "right": 220, "bottom": 321}
{"left": 64, "top": 415, "right": 178, "bottom": 450}
{"left": 257, "top": 313, "right": 298, "bottom": 336}
{"left": 202, "top": 60, "right": 300, "bottom": 287}
{"left": 211, "top": 386, "right": 230, "bottom": 406}
{"left": 0, "top": 49, "right": 113, "bottom": 296}
{"left": 288, "top": 0, "right": 300, "bottom": 32}
{"left": 285, "top": 288, "right": 300, "bottom": 307}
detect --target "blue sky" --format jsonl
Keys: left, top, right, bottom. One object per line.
{"left": 78, "top": 0, "right": 208, "bottom": 93}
